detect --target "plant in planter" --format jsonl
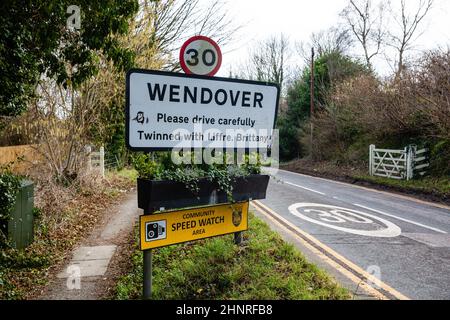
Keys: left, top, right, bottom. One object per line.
{"left": 132, "top": 151, "right": 270, "bottom": 212}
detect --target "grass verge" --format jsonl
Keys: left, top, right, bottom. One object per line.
{"left": 115, "top": 212, "right": 350, "bottom": 300}
{"left": 352, "top": 175, "right": 449, "bottom": 197}
{"left": 107, "top": 168, "right": 138, "bottom": 182}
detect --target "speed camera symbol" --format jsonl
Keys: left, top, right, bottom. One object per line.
{"left": 145, "top": 220, "right": 167, "bottom": 242}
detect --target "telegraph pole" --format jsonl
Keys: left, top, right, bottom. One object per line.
{"left": 310, "top": 47, "right": 315, "bottom": 158}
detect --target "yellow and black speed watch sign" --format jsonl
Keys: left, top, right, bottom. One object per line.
{"left": 140, "top": 202, "right": 248, "bottom": 250}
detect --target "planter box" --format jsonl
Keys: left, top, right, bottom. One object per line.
{"left": 137, "top": 174, "right": 270, "bottom": 212}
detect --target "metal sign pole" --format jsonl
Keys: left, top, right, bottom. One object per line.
{"left": 233, "top": 200, "right": 248, "bottom": 245}
{"left": 143, "top": 205, "right": 155, "bottom": 299}
{"left": 234, "top": 232, "right": 242, "bottom": 245}
{"left": 143, "top": 249, "right": 152, "bottom": 299}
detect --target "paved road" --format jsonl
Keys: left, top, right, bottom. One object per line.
{"left": 259, "top": 168, "right": 450, "bottom": 300}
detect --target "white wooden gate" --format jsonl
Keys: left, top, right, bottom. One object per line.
{"left": 369, "top": 145, "right": 429, "bottom": 180}
{"left": 412, "top": 147, "right": 430, "bottom": 178}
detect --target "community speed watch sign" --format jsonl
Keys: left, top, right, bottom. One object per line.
{"left": 126, "top": 69, "right": 280, "bottom": 151}
{"left": 140, "top": 202, "right": 249, "bottom": 250}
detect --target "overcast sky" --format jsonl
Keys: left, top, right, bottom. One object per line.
{"left": 212, "top": 0, "right": 450, "bottom": 77}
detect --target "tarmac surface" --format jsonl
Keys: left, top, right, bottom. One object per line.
{"left": 257, "top": 168, "right": 450, "bottom": 300}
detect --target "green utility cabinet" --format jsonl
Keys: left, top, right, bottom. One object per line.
{"left": 7, "top": 180, "right": 34, "bottom": 249}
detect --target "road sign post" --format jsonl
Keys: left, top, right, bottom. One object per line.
{"left": 234, "top": 231, "right": 243, "bottom": 245}
{"left": 143, "top": 246, "right": 152, "bottom": 299}
{"left": 141, "top": 202, "right": 248, "bottom": 299}
{"left": 142, "top": 206, "right": 154, "bottom": 300}
{"left": 126, "top": 36, "right": 279, "bottom": 299}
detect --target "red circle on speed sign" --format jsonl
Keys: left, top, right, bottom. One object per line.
{"left": 179, "top": 36, "right": 222, "bottom": 76}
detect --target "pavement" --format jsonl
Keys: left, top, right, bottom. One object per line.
{"left": 254, "top": 167, "right": 450, "bottom": 300}
{"left": 38, "top": 191, "right": 141, "bottom": 300}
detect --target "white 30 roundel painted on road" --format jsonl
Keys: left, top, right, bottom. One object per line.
{"left": 288, "top": 203, "right": 402, "bottom": 238}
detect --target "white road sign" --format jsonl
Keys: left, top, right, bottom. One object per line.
{"left": 126, "top": 69, "right": 280, "bottom": 151}
{"left": 180, "top": 36, "right": 222, "bottom": 76}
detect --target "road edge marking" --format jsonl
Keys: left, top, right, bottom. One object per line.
{"left": 284, "top": 181, "right": 326, "bottom": 195}
{"left": 270, "top": 168, "right": 450, "bottom": 211}
{"left": 252, "top": 201, "right": 387, "bottom": 300}
{"left": 252, "top": 200, "right": 410, "bottom": 300}
{"left": 353, "top": 203, "right": 447, "bottom": 234}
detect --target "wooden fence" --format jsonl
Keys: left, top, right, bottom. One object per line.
{"left": 0, "top": 145, "right": 41, "bottom": 173}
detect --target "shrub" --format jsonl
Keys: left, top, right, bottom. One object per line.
{"left": 296, "top": 49, "right": 450, "bottom": 174}
{"left": 430, "top": 140, "right": 450, "bottom": 176}
{"left": 0, "top": 167, "right": 22, "bottom": 246}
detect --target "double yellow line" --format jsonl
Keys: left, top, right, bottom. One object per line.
{"left": 252, "top": 200, "right": 410, "bottom": 300}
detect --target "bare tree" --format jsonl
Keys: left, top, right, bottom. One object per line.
{"left": 388, "top": 0, "right": 434, "bottom": 76}
{"left": 311, "top": 27, "right": 353, "bottom": 57}
{"left": 297, "top": 27, "right": 352, "bottom": 66}
{"left": 243, "top": 34, "right": 290, "bottom": 92}
{"left": 137, "top": 0, "right": 239, "bottom": 71}
{"left": 341, "top": 0, "right": 386, "bottom": 70}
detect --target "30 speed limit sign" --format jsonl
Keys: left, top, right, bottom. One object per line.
{"left": 179, "top": 35, "right": 222, "bottom": 76}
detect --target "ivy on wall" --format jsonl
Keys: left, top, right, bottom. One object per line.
{"left": 0, "top": 165, "right": 22, "bottom": 246}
